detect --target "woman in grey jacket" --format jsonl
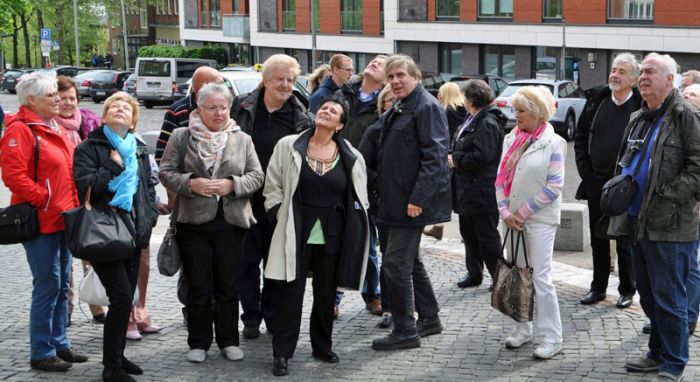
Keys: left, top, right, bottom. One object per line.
{"left": 159, "top": 83, "right": 264, "bottom": 364}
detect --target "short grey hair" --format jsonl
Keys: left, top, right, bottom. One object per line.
{"left": 16, "top": 72, "right": 57, "bottom": 106}
{"left": 612, "top": 52, "right": 640, "bottom": 79}
{"left": 643, "top": 52, "right": 678, "bottom": 76}
{"left": 196, "top": 82, "right": 233, "bottom": 108}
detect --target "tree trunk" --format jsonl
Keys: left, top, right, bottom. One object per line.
{"left": 35, "top": 8, "right": 46, "bottom": 67}
{"left": 54, "top": 3, "right": 65, "bottom": 65}
{"left": 12, "top": 14, "right": 20, "bottom": 68}
{"left": 19, "top": 11, "right": 31, "bottom": 67}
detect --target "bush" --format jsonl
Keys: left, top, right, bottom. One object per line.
{"left": 138, "top": 45, "right": 227, "bottom": 67}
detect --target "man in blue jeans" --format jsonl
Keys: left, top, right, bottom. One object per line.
{"left": 608, "top": 53, "right": 700, "bottom": 382}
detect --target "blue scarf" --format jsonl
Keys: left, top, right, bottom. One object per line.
{"left": 103, "top": 125, "right": 139, "bottom": 212}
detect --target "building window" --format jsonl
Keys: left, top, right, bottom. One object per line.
{"left": 233, "top": 0, "right": 239, "bottom": 15}
{"left": 341, "top": 0, "right": 362, "bottom": 33}
{"left": 483, "top": 45, "right": 515, "bottom": 81}
{"left": 543, "top": 0, "right": 562, "bottom": 19}
{"left": 283, "top": 0, "right": 296, "bottom": 31}
{"left": 479, "top": 0, "right": 513, "bottom": 18}
{"left": 156, "top": 0, "right": 160, "bottom": 15}
{"left": 173, "top": 0, "right": 177, "bottom": 15}
{"left": 200, "top": 0, "right": 207, "bottom": 26}
{"left": 608, "top": 0, "right": 654, "bottom": 21}
{"left": 439, "top": 43, "right": 462, "bottom": 74}
{"left": 210, "top": 0, "right": 220, "bottom": 27}
{"left": 436, "top": 0, "right": 459, "bottom": 19}
{"left": 140, "top": 4, "right": 148, "bottom": 29}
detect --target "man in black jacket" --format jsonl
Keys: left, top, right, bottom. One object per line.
{"left": 231, "top": 54, "right": 314, "bottom": 343}
{"left": 574, "top": 52, "right": 641, "bottom": 308}
{"left": 371, "top": 54, "right": 451, "bottom": 351}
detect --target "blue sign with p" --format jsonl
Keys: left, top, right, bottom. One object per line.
{"left": 40, "top": 28, "right": 51, "bottom": 41}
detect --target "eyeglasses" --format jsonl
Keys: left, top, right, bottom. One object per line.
{"left": 202, "top": 105, "right": 229, "bottom": 113}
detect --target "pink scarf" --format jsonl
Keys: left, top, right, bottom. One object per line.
{"left": 55, "top": 112, "right": 82, "bottom": 146}
{"left": 495, "top": 123, "right": 548, "bottom": 197}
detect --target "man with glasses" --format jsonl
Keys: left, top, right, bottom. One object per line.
{"left": 309, "top": 54, "right": 355, "bottom": 114}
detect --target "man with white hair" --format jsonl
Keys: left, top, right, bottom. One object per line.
{"left": 682, "top": 83, "right": 700, "bottom": 108}
{"left": 608, "top": 53, "right": 700, "bottom": 382}
{"left": 574, "top": 52, "right": 641, "bottom": 309}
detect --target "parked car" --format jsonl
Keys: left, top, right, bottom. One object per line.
{"left": 448, "top": 74, "right": 509, "bottom": 97}
{"left": 54, "top": 65, "right": 81, "bottom": 77}
{"left": 122, "top": 73, "right": 137, "bottom": 96}
{"left": 135, "top": 57, "right": 219, "bottom": 108}
{"left": 493, "top": 79, "right": 586, "bottom": 141}
{"left": 421, "top": 75, "right": 447, "bottom": 97}
{"left": 1, "top": 69, "right": 35, "bottom": 94}
{"left": 75, "top": 70, "right": 107, "bottom": 98}
{"left": 89, "top": 70, "right": 132, "bottom": 103}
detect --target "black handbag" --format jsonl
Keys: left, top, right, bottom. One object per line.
{"left": 157, "top": 200, "right": 180, "bottom": 277}
{"left": 0, "top": 126, "right": 40, "bottom": 244}
{"left": 62, "top": 187, "right": 135, "bottom": 263}
{"left": 491, "top": 229, "right": 535, "bottom": 323}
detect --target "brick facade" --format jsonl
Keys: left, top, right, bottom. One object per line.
{"left": 565, "top": 0, "right": 606, "bottom": 24}
{"left": 514, "top": 0, "right": 542, "bottom": 23}
{"left": 655, "top": 0, "right": 700, "bottom": 26}
{"left": 363, "top": 0, "right": 382, "bottom": 35}
{"left": 319, "top": 0, "right": 341, "bottom": 34}
{"left": 297, "top": 0, "right": 311, "bottom": 32}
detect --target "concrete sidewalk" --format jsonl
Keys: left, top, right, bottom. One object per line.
{"left": 0, "top": 181, "right": 698, "bottom": 381}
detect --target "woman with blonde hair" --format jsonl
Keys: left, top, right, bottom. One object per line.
{"left": 495, "top": 85, "right": 566, "bottom": 360}
{"left": 307, "top": 64, "right": 331, "bottom": 94}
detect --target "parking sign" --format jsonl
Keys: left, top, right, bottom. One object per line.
{"left": 40, "top": 28, "right": 51, "bottom": 41}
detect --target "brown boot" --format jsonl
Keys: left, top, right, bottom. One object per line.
{"left": 423, "top": 225, "right": 443, "bottom": 240}
{"left": 365, "top": 298, "right": 382, "bottom": 315}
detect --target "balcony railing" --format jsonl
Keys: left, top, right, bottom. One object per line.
{"left": 223, "top": 15, "right": 250, "bottom": 37}
{"left": 341, "top": 10, "right": 362, "bottom": 33}
{"left": 282, "top": 10, "right": 296, "bottom": 31}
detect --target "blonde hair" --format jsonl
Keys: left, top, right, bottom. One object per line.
{"left": 307, "top": 64, "right": 331, "bottom": 93}
{"left": 511, "top": 86, "right": 556, "bottom": 123}
{"left": 438, "top": 82, "right": 465, "bottom": 110}
{"left": 102, "top": 92, "right": 140, "bottom": 131}
{"left": 260, "top": 54, "right": 301, "bottom": 88}
{"left": 329, "top": 54, "right": 352, "bottom": 70}
{"left": 377, "top": 84, "right": 394, "bottom": 116}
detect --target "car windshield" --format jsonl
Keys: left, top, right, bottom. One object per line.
{"left": 5, "top": 70, "right": 23, "bottom": 78}
{"left": 500, "top": 84, "right": 554, "bottom": 97}
{"left": 139, "top": 60, "right": 170, "bottom": 77}
{"left": 233, "top": 78, "right": 261, "bottom": 95}
{"left": 95, "top": 72, "right": 116, "bottom": 82}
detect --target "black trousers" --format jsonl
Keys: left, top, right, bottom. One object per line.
{"left": 382, "top": 226, "right": 439, "bottom": 334}
{"left": 587, "top": 176, "right": 636, "bottom": 296}
{"left": 92, "top": 250, "right": 140, "bottom": 369}
{"left": 270, "top": 244, "right": 338, "bottom": 358}
{"left": 239, "top": 200, "right": 274, "bottom": 328}
{"left": 459, "top": 213, "right": 501, "bottom": 282}
{"left": 376, "top": 220, "right": 391, "bottom": 312}
{"left": 177, "top": 213, "right": 245, "bottom": 351}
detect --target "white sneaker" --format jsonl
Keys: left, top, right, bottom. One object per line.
{"left": 186, "top": 349, "right": 206, "bottom": 363}
{"left": 505, "top": 331, "right": 533, "bottom": 348}
{"left": 221, "top": 346, "right": 244, "bottom": 361}
{"left": 533, "top": 342, "right": 562, "bottom": 359}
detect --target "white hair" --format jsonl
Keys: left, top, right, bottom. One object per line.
{"left": 16, "top": 72, "right": 57, "bottom": 106}
{"left": 196, "top": 82, "right": 233, "bottom": 108}
{"left": 643, "top": 52, "right": 678, "bottom": 76}
{"left": 612, "top": 52, "right": 640, "bottom": 79}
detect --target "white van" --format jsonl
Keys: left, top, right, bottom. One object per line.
{"left": 135, "top": 57, "right": 218, "bottom": 108}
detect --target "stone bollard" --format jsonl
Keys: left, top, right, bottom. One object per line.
{"left": 554, "top": 203, "right": 590, "bottom": 251}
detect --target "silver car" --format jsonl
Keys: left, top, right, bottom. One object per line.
{"left": 494, "top": 79, "right": 586, "bottom": 141}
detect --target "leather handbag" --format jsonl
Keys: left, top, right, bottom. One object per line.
{"left": 62, "top": 187, "right": 135, "bottom": 263}
{"left": 491, "top": 229, "right": 535, "bottom": 323}
{"left": 157, "top": 201, "right": 180, "bottom": 277}
{"left": 0, "top": 126, "right": 40, "bottom": 244}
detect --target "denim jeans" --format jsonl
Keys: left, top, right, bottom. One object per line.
{"left": 361, "top": 215, "right": 381, "bottom": 302}
{"left": 22, "top": 232, "right": 72, "bottom": 361}
{"left": 629, "top": 217, "right": 698, "bottom": 376}
{"left": 687, "top": 251, "right": 700, "bottom": 324}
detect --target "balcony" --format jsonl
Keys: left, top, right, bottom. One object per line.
{"left": 341, "top": 10, "right": 362, "bottom": 33}
{"left": 223, "top": 14, "right": 250, "bottom": 37}
{"left": 282, "top": 10, "right": 296, "bottom": 31}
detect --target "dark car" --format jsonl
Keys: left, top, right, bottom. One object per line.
{"left": 449, "top": 74, "right": 509, "bottom": 97}
{"left": 75, "top": 70, "right": 105, "bottom": 99}
{"left": 122, "top": 73, "right": 137, "bottom": 96}
{"left": 1, "top": 69, "right": 36, "bottom": 94}
{"left": 54, "top": 66, "right": 81, "bottom": 78}
{"left": 90, "top": 70, "right": 132, "bottom": 103}
{"left": 421, "top": 75, "right": 447, "bottom": 98}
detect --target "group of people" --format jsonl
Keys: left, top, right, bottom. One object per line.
{"left": 3, "top": 47, "right": 700, "bottom": 382}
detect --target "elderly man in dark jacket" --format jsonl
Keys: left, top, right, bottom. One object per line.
{"left": 574, "top": 52, "right": 642, "bottom": 309}
{"left": 371, "top": 54, "right": 451, "bottom": 351}
{"left": 231, "top": 54, "right": 314, "bottom": 341}
{"left": 608, "top": 53, "right": 700, "bottom": 382}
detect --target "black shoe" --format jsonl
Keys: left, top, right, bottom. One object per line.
{"left": 242, "top": 325, "right": 260, "bottom": 339}
{"left": 273, "top": 357, "right": 288, "bottom": 376}
{"left": 377, "top": 314, "right": 393, "bottom": 329}
{"left": 372, "top": 331, "right": 420, "bottom": 351}
{"left": 417, "top": 317, "right": 443, "bottom": 338}
{"left": 93, "top": 313, "right": 106, "bottom": 324}
{"left": 642, "top": 322, "right": 651, "bottom": 334}
{"left": 457, "top": 276, "right": 482, "bottom": 288}
{"left": 616, "top": 295, "right": 633, "bottom": 309}
{"left": 182, "top": 307, "right": 188, "bottom": 327}
{"left": 67, "top": 314, "right": 71, "bottom": 327}
{"left": 30, "top": 356, "right": 72, "bottom": 372}
{"left": 488, "top": 285, "right": 494, "bottom": 293}
{"left": 57, "top": 348, "right": 88, "bottom": 363}
{"left": 690, "top": 322, "right": 697, "bottom": 335}
{"left": 580, "top": 291, "right": 606, "bottom": 305}
{"left": 121, "top": 357, "right": 143, "bottom": 375}
{"left": 312, "top": 350, "right": 339, "bottom": 363}
{"left": 103, "top": 367, "right": 136, "bottom": 382}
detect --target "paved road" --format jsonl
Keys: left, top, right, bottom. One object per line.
{"left": 2, "top": 91, "right": 698, "bottom": 381}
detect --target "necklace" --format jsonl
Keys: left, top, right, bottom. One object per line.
{"left": 306, "top": 146, "right": 339, "bottom": 176}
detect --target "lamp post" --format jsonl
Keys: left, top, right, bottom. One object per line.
{"left": 73, "top": 0, "right": 80, "bottom": 67}
{"left": 310, "top": 0, "right": 317, "bottom": 70}
{"left": 120, "top": 0, "right": 130, "bottom": 70}
{"left": 34, "top": 34, "right": 38, "bottom": 68}
{"left": 560, "top": 16, "right": 566, "bottom": 81}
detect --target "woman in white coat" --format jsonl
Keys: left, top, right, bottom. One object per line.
{"left": 495, "top": 85, "right": 566, "bottom": 360}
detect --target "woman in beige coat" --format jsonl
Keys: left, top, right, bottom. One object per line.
{"left": 159, "top": 83, "right": 264, "bottom": 364}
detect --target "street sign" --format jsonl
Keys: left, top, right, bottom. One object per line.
{"left": 40, "top": 28, "right": 51, "bottom": 42}
{"left": 52, "top": 40, "right": 59, "bottom": 51}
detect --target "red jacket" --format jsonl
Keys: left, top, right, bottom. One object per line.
{"left": 0, "top": 106, "right": 79, "bottom": 234}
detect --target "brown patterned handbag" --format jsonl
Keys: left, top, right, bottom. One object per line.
{"left": 491, "top": 228, "right": 534, "bottom": 322}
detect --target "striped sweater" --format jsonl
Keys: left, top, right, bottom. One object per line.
{"left": 155, "top": 96, "right": 195, "bottom": 164}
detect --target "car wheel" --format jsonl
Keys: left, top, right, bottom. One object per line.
{"left": 92, "top": 97, "right": 101, "bottom": 104}
{"left": 9, "top": 89, "right": 16, "bottom": 94}
{"left": 564, "top": 112, "right": 576, "bottom": 141}
{"left": 144, "top": 101, "right": 154, "bottom": 109}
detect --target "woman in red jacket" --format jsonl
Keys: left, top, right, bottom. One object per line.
{"left": 0, "top": 72, "right": 88, "bottom": 372}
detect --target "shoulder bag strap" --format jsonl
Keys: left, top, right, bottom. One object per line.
{"left": 170, "top": 129, "right": 190, "bottom": 227}
{"left": 28, "top": 125, "right": 39, "bottom": 182}
{"left": 631, "top": 124, "right": 655, "bottom": 178}
{"left": 517, "top": 231, "right": 530, "bottom": 269}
